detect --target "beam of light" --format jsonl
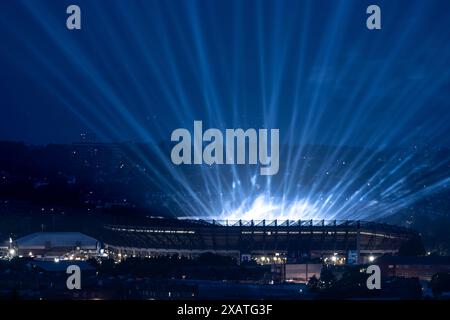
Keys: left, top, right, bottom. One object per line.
{"left": 2, "top": 0, "right": 450, "bottom": 224}
{"left": 218, "top": 194, "right": 323, "bottom": 221}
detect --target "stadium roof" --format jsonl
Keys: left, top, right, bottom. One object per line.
{"left": 102, "top": 218, "right": 416, "bottom": 254}
{"left": 15, "top": 232, "right": 98, "bottom": 250}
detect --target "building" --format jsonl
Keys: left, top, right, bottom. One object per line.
{"left": 272, "top": 263, "right": 322, "bottom": 283}
{"left": 10, "top": 232, "right": 99, "bottom": 261}
{"left": 377, "top": 255, "right": 450, "bottom": 281}
{"left": 100, "top": 218, "right": 416, "bottom": 264}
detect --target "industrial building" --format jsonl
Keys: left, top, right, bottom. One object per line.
{"left": 377, "top": 256, "right": 450, "bottom": 281}
{"left": 7, "top": 232, "right": 100, "bottom": 261}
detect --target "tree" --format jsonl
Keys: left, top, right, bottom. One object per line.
{"left": 319, "top": 267, "right": 336, "bottom": 289}
{"left": 307, "top": 275, "right": 319, "bottom": 292}
{"left": 398, "top": 234, "right": 426, "bottom": 256}
{"left": 430, "top": 272, "right": 450, "bottom": 297}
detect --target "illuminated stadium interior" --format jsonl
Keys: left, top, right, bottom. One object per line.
{"left": 100, "top": 218, "right": 416, "bottom": 264}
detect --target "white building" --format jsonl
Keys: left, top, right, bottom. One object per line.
{"left": 10, "top": 232, "right": 99, "bottom": 260}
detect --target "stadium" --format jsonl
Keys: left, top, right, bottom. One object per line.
{"left": 100, "top": 218, "right": 417, "bottom": 264}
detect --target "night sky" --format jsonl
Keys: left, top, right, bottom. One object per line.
{"left": 0, "top": 0, "right": 450, "bottom": 148}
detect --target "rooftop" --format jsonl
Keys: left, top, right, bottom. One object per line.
{"left": 15, "top": 232, "right": 98, "bottom": 249}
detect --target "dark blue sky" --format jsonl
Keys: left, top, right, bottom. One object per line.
{"left": 1, "top": 0, "right": 449, "bottom": 148}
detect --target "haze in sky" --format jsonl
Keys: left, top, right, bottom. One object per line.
{"left": 0, "top": 0, "right": 449, "bottom": 149}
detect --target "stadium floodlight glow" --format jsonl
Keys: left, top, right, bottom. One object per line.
{"left": 9, "top": 249, "right": 15, "bottom": 256}
{"left": 218, "top": 194, "right": 324, "bottom": 221}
